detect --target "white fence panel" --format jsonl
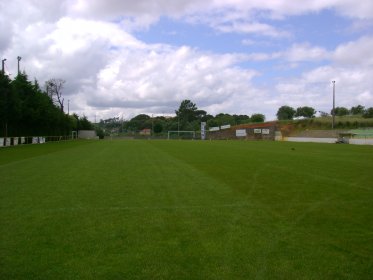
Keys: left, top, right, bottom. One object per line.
{"left": 350, "top": 139, "right": 373, "bottom": 145}
{"left": 285, "top": 137, "right": 337, "bottom": 144}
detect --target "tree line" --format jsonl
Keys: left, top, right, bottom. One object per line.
{"left": 276, "top": 105, "right": 373, "bottom": 120}
{"left": 4, "top": 69, "right": 370, "bottom": 138}
{"left": 98, "top": 100, "right": 266, "bottom": 135}
{"left": 0, "top": 72, "right": 93, "bottom": 137}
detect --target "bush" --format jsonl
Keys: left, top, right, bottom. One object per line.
{"left": 363, "top": 107, "right": 373, "bottom": 118}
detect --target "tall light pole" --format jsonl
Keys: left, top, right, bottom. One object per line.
{"left": 332, "top": 81, "right": 336, "bottom": 129}
{"left": 67, "top": 99, "right": 70, "bottom": 115}
{"left": 1, "top": 58, "right": 6, "bottom": 74}
{"left": 2, "top": 58, "right": 8, "bottom": 140}
{"left": 151, "top": 114, "right": 154, "bottom": 136}
{"left": 17, "top": 56, "right": 22, "bottom": 74}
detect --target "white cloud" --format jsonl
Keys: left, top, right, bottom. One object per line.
{"left": 1, "top": 12, "right": 265, "bottom": 120}
{"left": 210, "top": 0, "right": 373, "bottom": 19}
{"left": 88, "top": 45, "right": 260, "bottom": 116}
{"left": 333, "top": 36, "right": 373, "bottom": 66}
{"left": 1, "top": 0, "right": 373, "bottom": 121}
{"left": 272, "top": 44, "right": 373, "bottom": 114}
{"left": 284, "top": 43, "right": 330, "bottom": 62}
{"left": 215, "top": 21, "right": 290, "bottom": 37}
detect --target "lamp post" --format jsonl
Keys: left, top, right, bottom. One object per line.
{"left": 332, "top": 81, "right": 335, "bottom": 129}
{"left": 17, "top": 56, "right": 22, "bottom": 74}
{"left": 1, "top": 58, "right": 6, "bottom": 74}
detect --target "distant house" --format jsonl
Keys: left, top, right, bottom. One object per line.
{"left": 139, "top": 128, "right": 151, "bottom": 136}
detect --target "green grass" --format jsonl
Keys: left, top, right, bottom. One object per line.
{"left": 286, "top": 115, "right": 373, "bottom": 130}
{"left": 1, "top": 140, "right": 373, "bottom": 279}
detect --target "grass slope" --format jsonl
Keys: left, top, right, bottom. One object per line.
{"left": 1, "top": 140, "right": 373, "bottom": 279}
{"left": 282, "top": 115, "right": 373, "bottom": 131}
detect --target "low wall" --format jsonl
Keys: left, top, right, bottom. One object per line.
{"left": 0, "top": 136, "right": 72, "bottom": 148}
{"left": 208, "top": 124, "right": 277, "bottom": 141}
{"left": 284, "top": 137, "right": 337, "bottom": 143}
{"left": 78, "top": 130, "right": 98, "bottom": 139}
{"left": 349, "top": 139, "right": 373, "bottom": 145}
{"left": 279, "top": 136, "right": 373, "bottom": 145}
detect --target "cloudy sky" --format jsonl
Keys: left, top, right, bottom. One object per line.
{"left": 1, "top": 0, "right": 373, "bottom": 121}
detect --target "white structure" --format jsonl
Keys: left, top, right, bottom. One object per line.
{"left": 78, "top": 130, "right": 98, "bottom": 139}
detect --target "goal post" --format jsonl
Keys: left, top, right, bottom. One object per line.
{"left": 168, "top": 131, "right": 196, "bottom": 140}
{"left": 72, "top": 131, "right": 78, "bottom": 140}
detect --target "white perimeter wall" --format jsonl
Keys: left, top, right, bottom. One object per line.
{"left": 349, "top": 139, "right": 373, "bottom": 145}
{"left": 283, "top": 137, "right": 337, "bottom": 144}
{"left": 278, "top": 137, "right": 373, "bottom": 145}
{"left": 78, "top": 130, "right": 97, "bottom": 139}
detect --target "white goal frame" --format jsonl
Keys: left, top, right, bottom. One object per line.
{"left": 168, "top": 131, "right": 196, "bottom": 140}
{"left": 72, "top": 131, "right": 78, "bottom": 140}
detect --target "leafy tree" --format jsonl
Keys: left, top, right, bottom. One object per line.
{"left": 175, "top": 100, "right": 198, "bottom": 123}
{"left": 350, "top": 105, "right": 365, "bottom": 115}
{"left": 277, "top": 105, "right": 296, "bottom": 120}
{"left": 233, "top": 114, "right": 250, "bottom": 124}
{"left": 131, "top": 114, "right": 151, "bottom": 121}
{"left": 153, "top": 122, "right": 163, "bottom": 133}
{"left": 213, "top": 113, "right": 235, "bottom": 126}
{"left": 207, "top": 118, "right": 219, "bottom": 128}
{"left": 332, "top": 107, "right": 349, "bottom": 116}
{"left": 0, "top": 73, "right": 15, "bottom": 138}
{"left": 295, "top": 106, "right": 316, "bottom": 118}
{"left": 0, "top": 72, "right": 76, "bottom": 137}
{"left": 95, "top": 126, "right": 105, "bottom": 139}
{"left": 202, "top": 114, "right": 214, "bottom": 122}
{"left": 174, "top": 100, "right": 209, "bottom": 130}
{"left": 195, "top": 109, "right": 208, "bottom": 121}
{"left": 363, "top": 107, "right": 373, "bottom": 118}
{"left": 251, "top": 113, "right": 265, "bottom": 123}
{"left": 125, "top": 114, "right": 151, "bottom": 131}
{"left": 73, "top": 114, "right": 93, "bottom": 130}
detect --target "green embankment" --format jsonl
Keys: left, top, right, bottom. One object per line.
{"left": 284, "top": 116, "right": 373, "bottom": 130}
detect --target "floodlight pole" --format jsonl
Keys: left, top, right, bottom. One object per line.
{"left": 332, "top": 80, "right": 335, "bottom": 129}
{"left": 17, "top": 56, "right": 22, "bottom": 74}
{"left": 1, "top": 58, "right": 6, "bottom": 74}
{"left": 67, "top": 99, "right": 70, "bottom": 115}
{"left": 151, "top": 114, "right": 154, "bottom": 136}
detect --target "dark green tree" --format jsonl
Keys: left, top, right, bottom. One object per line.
{"left": 350, "top": 105, "right": 365, "bottom": 115}
{"left": 250, "top": 113, "right": 265, "bottom": 123}
{"left": 0, "top": 73, "right": 16, "bottom": 138}
{"left": 233, "top": 114, "right": 250, "bottom": 124}
{"left": 277, "top": 105, "right": 296, "bottom": 120}
{"left": 206, "top": 118, "right": 219, "bottom": 128}
{"left": 0, "top": 72, "right": 75, "bottom": 137}
{"left": 175, "top": 100, "right": 198, "bottom": 123}
{"left": 126, "top": 114, "right": 151, "bottom": 131}
{"left": 77, "top": 115, "right": 94, "bottom": 130}
{"left": 332, "top": 107, "right": 349, "bottom": 116}
{"left": 153, "top": 122, "right": 163, "bottom": 133}
{"left": 214, "top": 113, "right": 235, "bottom": 126}
{"left": 363, "top": 107, "right": 373, "bottom": 118}
{"left": 295, "top": 106, "right": 316, "bottom": 118}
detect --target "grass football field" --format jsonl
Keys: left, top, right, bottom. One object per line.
{"left": 1, "top": 140, "right": 373, "bottom": 279}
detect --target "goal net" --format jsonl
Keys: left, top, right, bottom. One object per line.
{"left": 168, "top": 131, "right": 196, "bottom": 140}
